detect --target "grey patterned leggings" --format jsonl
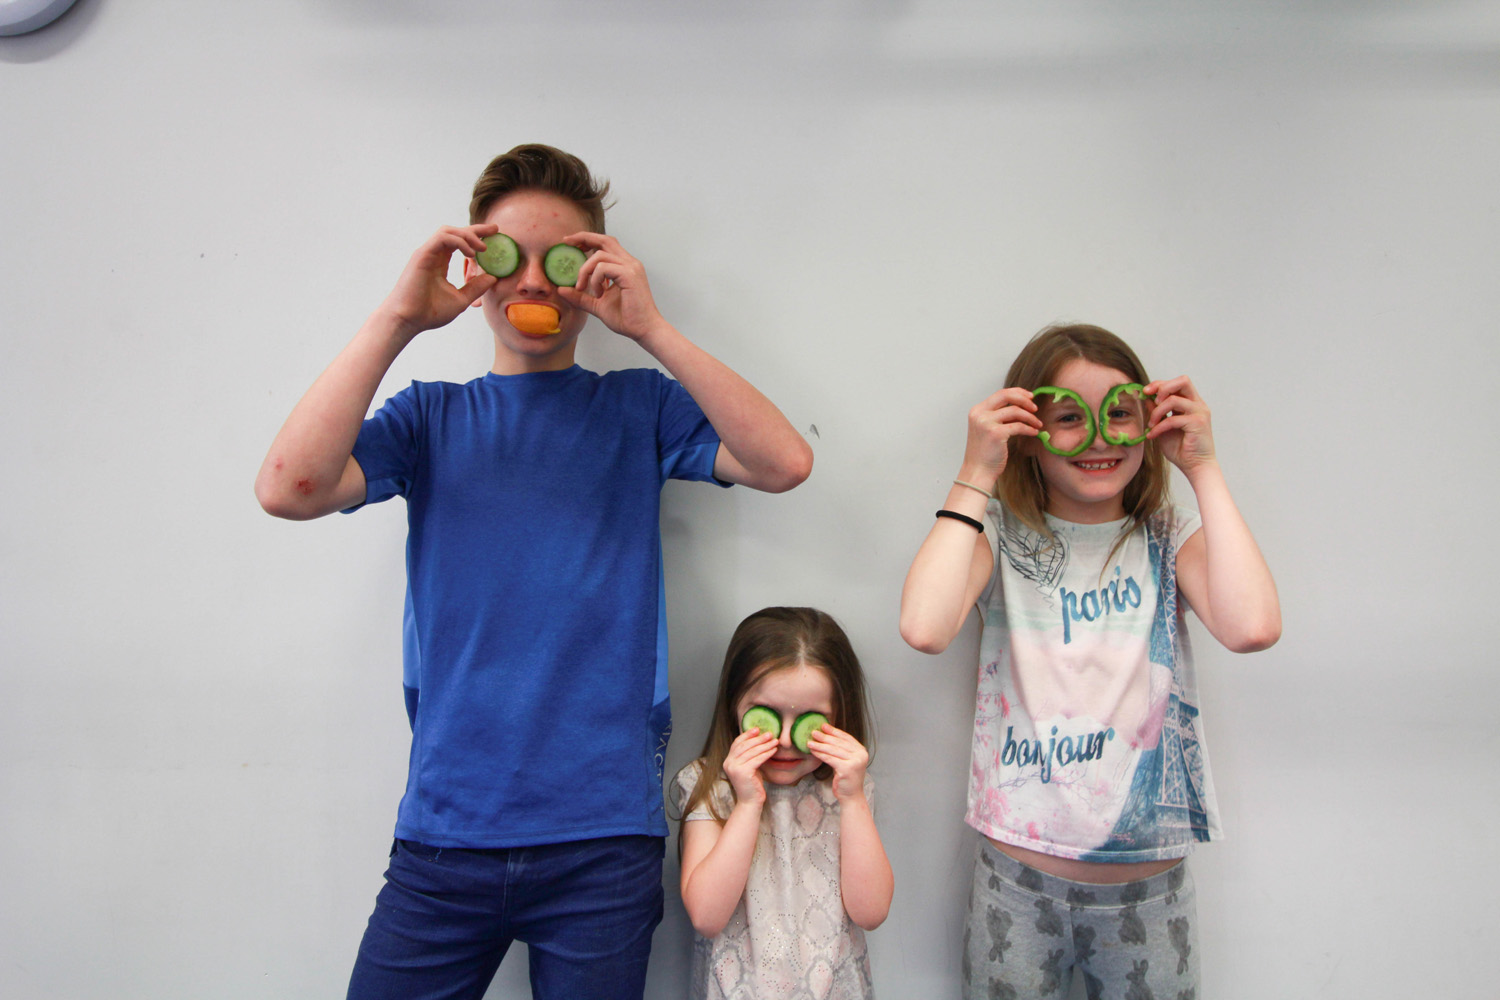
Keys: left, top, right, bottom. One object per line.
{"left": 962, "top": 838, "right": 1199, "bottom": 1000}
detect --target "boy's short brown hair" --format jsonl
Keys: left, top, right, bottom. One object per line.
{"left": 468, "top": 143, "right": 611, "bottom": 233}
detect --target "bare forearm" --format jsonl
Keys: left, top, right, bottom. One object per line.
{"left": 254, "top": 311, "right": 410, "bottom": 519}
{"left": 680, "top": 803, "right": 763, "bottom": 938}
{"left": 1184, "top": 461, "right": 1281, "bottom": 651}
{"left": 900, "top": 471, "right": 994, "bottom": 653}
{"left": 636, "top": 321, "right": 812, "bottom": 493}
{"left": 838, "top": 794, "right": 892, "bottom": 930}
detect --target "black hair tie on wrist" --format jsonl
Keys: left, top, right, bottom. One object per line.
{"left": 935, "top": 509, "right": 984, "bottom": 533}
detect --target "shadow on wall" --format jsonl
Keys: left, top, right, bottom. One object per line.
{"left": 293, "top": 0, "right": 1500, "bottom": 96}
{"left": 0, "top": 0, "right": 99, "bottom": 62}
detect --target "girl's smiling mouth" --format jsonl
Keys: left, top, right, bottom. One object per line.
{"left": 1073, "top": 459, "right": 1121, "bottom": 472}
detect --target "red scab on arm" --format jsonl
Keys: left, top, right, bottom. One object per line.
{"left": 295, "top": 478, "right": 316, "bottom": 496}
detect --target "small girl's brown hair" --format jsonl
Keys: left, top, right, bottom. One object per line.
{"left": 680, "top": 607, "right": 873, "bottom": 824}
{"left": 468, "top": 143, "right": 611, "bottom": 232}
{"left": 998, "top": 323, "right": 1170, "bottom": 550}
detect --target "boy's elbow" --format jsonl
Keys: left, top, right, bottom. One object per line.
{"left": 763, "top": 443, "right": 813, "bottom": 494}
{"left": 256, "top": 476, "right": 296, "bottom": 520}
{"left": 254, "top": 475, "right": 327, "bottom": 521}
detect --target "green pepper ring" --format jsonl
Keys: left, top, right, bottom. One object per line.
{"left": 1032, "top": 386, "right": 1095, "bottom": 457}
{"left": 1033, "top": 383, "right": 1155, "bottom": 455}
{"left": 1099, "top": 382, "right": 1155, "bottom": 447}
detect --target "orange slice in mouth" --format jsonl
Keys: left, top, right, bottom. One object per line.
{"left": 506, "top": 303, "right": 562, "bottom": 337}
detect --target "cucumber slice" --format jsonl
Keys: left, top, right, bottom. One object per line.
{"left": 543, "top": 243, "right": 587, "bottom": 287}
{"left": 790, "top": 712, "right": 828, "bottom": 754}
{"left": 476, "top": 233, "right": 519, "bottom": 278}
{"left": 740, "top": 705, "right": 781, "bottom": 737}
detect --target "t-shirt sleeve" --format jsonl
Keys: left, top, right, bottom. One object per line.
{"left": 670, "top": 760, "right": 700, "bottom": 817}
{"left": 1171, "top": 503, "right": 1203, "bottom": 551}
{"left": 654, "top": 374, "right": 729, "bottom": 487}
{"left": 345, "top": 384, "right": 422, "bottom": 511}
{"left": 672, "top": 759, "right": 733, "bottom": 821}
{"left": 978, "top": 499, "right": 1004, "bottom": 608}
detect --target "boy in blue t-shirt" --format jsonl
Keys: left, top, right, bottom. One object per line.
{"left": 255, "top": 144, "right": 812, "bottom": 1000}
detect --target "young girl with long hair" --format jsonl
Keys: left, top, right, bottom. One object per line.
{"left": 900, "top": 323, "right": 1279, "bottom": 998}
{"left": 674, "top": 607, "right": 893, "bottom": 1000}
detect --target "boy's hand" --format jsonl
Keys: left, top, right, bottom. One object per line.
{"left": 378, "top": 225, "right": 499, "bottom": 341}
{"left": 805, "top": 724, "right": 870, "bottom": 803}
{"left": 554, "top": 232, "right": 667, "bottom": 342}
{"left": 1144, "top": 375, "right": 1217, "bottom": 475}
{"left": 723, "top": 729, "right": 778, "bottom": 806}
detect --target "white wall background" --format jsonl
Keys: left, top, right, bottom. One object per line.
{"left": 3, "top": 2, "right": 1497, "bottom": 997}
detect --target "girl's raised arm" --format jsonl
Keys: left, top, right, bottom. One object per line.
{"left": 1148, "top": 376, "right": 1281, "bottom": 653}
{"left": 900, "top": 388, "right": 1041, "bottom": 654}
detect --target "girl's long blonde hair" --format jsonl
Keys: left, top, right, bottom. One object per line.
{"left": 680, "top": 607, "right": 873, "bottom": 824}
{"left": 998, "top": 323, "right": 1171, "bottom": 558}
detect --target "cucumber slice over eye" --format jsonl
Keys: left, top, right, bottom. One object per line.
{"left": 740, "top": 705, "right": 781, "bottom": 737}
{"left": 1032, "top": 385, "right": 1096, "bottom": 457}
{"left": 1099, "top": 382, "right": 1151, "bottom": 447}
{"left": 543, "top": 243, "right": 587, "bottom": 287}
{"left": 790, "top": 712, "right": 828, "bottom": 754}
{"left": 476, "top": 233, "right": 519, "bottom": 278}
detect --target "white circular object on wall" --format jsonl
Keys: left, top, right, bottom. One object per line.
{"left": 0, "top": 0, "right": 79, "bottom": 36}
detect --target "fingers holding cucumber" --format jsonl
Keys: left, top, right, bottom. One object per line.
{"left": 383, "top": 224, "right": 501, "bottom": 337}
{"left": 552, "top": 232, "right": 666, "bottom": 341}
{"left": 803, "top": 723, "right": 871, "bottom": 802}
{"left": 724, "top": 727, "right": 778, "bottom": 803}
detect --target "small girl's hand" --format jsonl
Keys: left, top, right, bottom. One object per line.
{"left": 804, "top": 724, "right": 870, "bottom": 803}
{"left": 722, "top": 728, "right": 779, "bottom": 805}
{"left": 961, "top": 387, "right": 1043, "bottom": 485}
{"left": 1145, "top": 375, "right": 1217, "bottom": 475}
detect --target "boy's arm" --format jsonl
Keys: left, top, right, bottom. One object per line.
{"left": 254, "top": 225, "right": 498, "bottom": 520}
{"left": 640, "top": 325, "right": 813, "bottom": 492}
{"left": 556, "top": 233, "right": 813, "bottom": 493}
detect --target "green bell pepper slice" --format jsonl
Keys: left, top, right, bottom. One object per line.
{"left": 1034, "top": 382, "right": 1155, "bottom": 454}
{"left": 1099, "top": 382, "right": 1153, "bottom": 447}
{"left": 1032, "top": 385, "right": 1095, "bottom": 457}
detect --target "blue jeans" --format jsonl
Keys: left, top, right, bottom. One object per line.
{"left": 346, "top": 835, "right": 665, "bottom": 1000}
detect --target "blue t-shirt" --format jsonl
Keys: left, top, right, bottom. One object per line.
{"left": 349, "top": 365, "right": 725, "bottom": 847}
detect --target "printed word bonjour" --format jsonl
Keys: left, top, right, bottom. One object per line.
{"left": 1002, "top": 725, "right": 1115, "bottom": 784}
{"left": 1059, "top": 571, "right": 1142, "bottom": 644}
